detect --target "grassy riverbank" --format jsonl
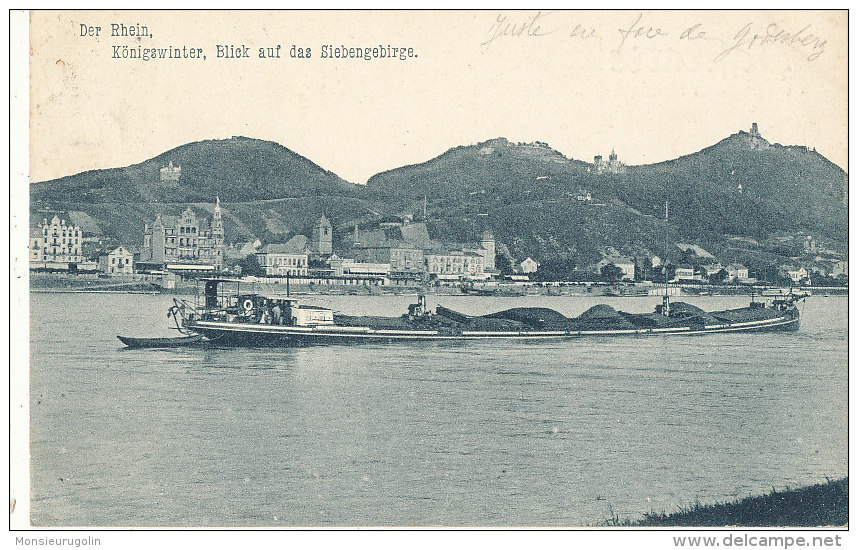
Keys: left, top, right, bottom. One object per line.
{"left": 604, "top": 478, "right": 847, "bottom": 527}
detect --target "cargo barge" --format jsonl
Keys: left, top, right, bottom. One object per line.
{"left": 142, "top": 279, "right": 805, "bottom": 347}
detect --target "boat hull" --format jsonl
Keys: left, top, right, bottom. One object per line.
{"left": 117, "top": 334, "right": 204, "bottom": 348}
{"left": 186, "top": 309, "right": 799, "bottom": 347}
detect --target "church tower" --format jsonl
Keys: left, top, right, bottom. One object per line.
{"left": 212, "top": 196, "right": 224, "bottom": 269}
{"left": 481, "top": 229, "right": 496, "bottom": 270}
{"left": 313, "top": 215, "right": 333, "bottom": 256}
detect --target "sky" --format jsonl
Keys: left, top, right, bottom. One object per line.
{"left": 27, "top": 10, "right": 847, "bottom": 184}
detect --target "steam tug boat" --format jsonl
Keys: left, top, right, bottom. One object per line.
{"left": 160, "top": 279, "right": 805, "bottom": 347}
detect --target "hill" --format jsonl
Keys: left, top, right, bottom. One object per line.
{"left": 366, "top": 130, "right": 847, "bottom": 267}
{"left": 623, "top": 131, "right": 847, "bottom": 252}
{"left": 30, "top": 137, "right": 386, "bottom": 247}
{"left": 31, "top": 128, "right": 848, "bottom": 271}
{"left": 31, "top": 136, "right": 359, "bottom": 204}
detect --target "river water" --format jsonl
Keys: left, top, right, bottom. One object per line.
{"left": 29, "top": 292, "right": 847, "bottom": 527}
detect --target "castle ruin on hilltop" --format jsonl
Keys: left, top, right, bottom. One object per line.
{"left": 593, "top": 148, "right": 625, "bottom": 174}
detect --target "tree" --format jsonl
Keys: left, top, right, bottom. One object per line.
{"left": 234, "top": 254, "right": 265, "bottom": 277}
{"left": 652, "top": 263, "right": 676, "bottom": 284}
{"left": 600, "top": 263, "right": 624, "bottom": 283}
{"left": 634, "top": 257, "right": 652, "bottom": 282}
{"left": 710, "top": 268, "right": 729, "bottom": 284}
{"left": 679, "top": 248, "right": 698, "bottom": 266}
{"left": 495, "top": 253, "right": 513, "bottom": 275}
{"left": 809, "top": 273, "right": 847, "bottom": 287}
{"left": 533, "top": 257, "right": 577, "bottom": 281}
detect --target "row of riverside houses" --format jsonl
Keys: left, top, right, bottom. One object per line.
{"left": 29, "top": 197, "right": 844, "bottom": 285}
{"left": 30, "top": 215, "right": 135, "bottom": 274}
{"left": 29, "top": 199, "right": 226, "bottom": 276}
{"left": 28, "top": 203, "right": 509, "bottom": 284}
{"left": 253, "top": 214, "right": 506, "bottom": 284}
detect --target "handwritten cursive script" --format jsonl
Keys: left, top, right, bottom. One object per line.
{"left": 481, "top": 11, "right": 555, "bottom": 51}
{"left": 615, "top": 13, "right": 667, "bottom": 53}
{"left": 715, "top": 22, "right": 826, "bottom": 62}
{"left": 478, "top": 12, "right": 829, "bottom": 64}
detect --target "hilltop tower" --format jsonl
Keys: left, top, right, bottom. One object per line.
{"left": 750, "top": 123, "right": 760, "bottom": 137}
{"left": 313, "top": 215, "right": 333, "bottom": 256}
{"left": 212, "top": 196, "right": 224, "bottom": 269}
{"left": 481, "top": 229, "right": 496, "bottom": 270}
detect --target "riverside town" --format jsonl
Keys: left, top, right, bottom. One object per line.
{"left": 30, "top": 125, "right": 847, "bottom": 298}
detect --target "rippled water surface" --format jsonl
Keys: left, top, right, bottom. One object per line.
{"left": 29, "top": 293, "right": 847, "bottom": 526}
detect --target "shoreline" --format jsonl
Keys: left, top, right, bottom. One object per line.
{"left": 28, "top": 273, "right": 847, "bottom": 297}
{"left": 602, "top": 478, "right": 848, "bottom": 527}
{"left": 30, "top": 289, "right": 163, "bottom": 294}
{"left": 30, "top": 285, "right": 848, "bottom": 297}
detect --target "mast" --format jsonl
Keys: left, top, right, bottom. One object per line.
{"left": 662, "top": 200, "right": 670, "bottom": 316}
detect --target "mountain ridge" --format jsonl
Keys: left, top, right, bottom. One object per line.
{"left": 31, "top": 128, "right": 848, "bottom": 271}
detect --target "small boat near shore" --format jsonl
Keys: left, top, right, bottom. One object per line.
{"left": 761, "top": 287, "right": 812, "bottom": 297}
{"left": 117, "top": 334, "right": 204, "bottom": 348}
{"left": 461, "top": 286, "right": 526, "bottom": 297}
{"left": 160, "top": 279, "right": 807, "bottom": 347}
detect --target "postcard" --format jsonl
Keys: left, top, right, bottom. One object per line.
{"left": 13, "top": 9, "right": 848, "bottom": 538}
